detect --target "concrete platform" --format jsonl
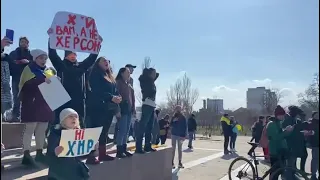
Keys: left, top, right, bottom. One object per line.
{"left": 2, "top": 123, "right": 25, "bottom": 149}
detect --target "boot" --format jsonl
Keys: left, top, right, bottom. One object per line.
{"left": 98, "top": 145, "right": 114, "bottom": 161}
{"left": 86, "top": 151, "right": 100, "bottom": 165}
{"left": 178, "top": 161, "right": 184, "bottom": 168}
{"left": 21, "top": 150, "right": 36, "bottom": 166}
{"left": 144, "top": 143, "right": 156, "bottom": 152}
{"left": 135, "top": 139, "right": 145, "bottom": 154}
{"left": 116, "top": 145, "right": 126, "bottom": 158}
{"left": 123, "top": 144, "right": 133, "bottom": 157}
{"left": 35, "top": 149, "right": 46, "bottom": 163}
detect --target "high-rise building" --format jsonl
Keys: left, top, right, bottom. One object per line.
{"left": 246, "top": 87, "right": 277, "bottom": 114}
{"left": 206, "top": 98, "right": 224, "bottom": 113}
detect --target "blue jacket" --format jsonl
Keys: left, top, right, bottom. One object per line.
{"left": 170, "top": 113, "right": 188, "bottom": 137}
{"left": 47, "top": 126, "right": 89, "bottom": 180}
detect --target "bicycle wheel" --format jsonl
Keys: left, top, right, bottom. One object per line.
{"left": 270, "top": 167, "right": 310, "bottom": 180}
{"left": 228, "top": 156, "right": 257, "bottom": 180}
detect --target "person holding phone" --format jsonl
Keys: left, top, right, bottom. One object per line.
{"left": 86, "top": 57, "right": 121, "bottom": 164}
{"left": 9, "top": 36, "right": 32, "bottom": 122}
{"left": 170, "top": 105, "right": 188, "bottom": 169}
{"left": 267, "top": 105, "right": 294, "bottom": 180}
{"left": 1, "top": 37, "right": 13, "bottom": 121}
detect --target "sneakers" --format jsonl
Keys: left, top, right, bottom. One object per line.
{"left": 135, "top": 149, "right": 145, "bottom": 154}
{"left": 21, "top": 150, "right": 36, "bottom": 166}
{"left": 178, "top": 162, "right": 184, "bottom": 169}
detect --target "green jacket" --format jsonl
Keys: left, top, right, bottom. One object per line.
{"left": 267, "top": 119, "right": 290, "bottom": 156}
{"left": 282, "top": 116, "right": 308, "bottom": 157}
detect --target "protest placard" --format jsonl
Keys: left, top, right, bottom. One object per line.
{"left": 38, "top": 76, "right": 71, "bottom": 111}
{"left": 48, "top": 11, "right": 102, "bottom": 54}
{"left": 58, "top": 127, "right": 102, "bottom": 157}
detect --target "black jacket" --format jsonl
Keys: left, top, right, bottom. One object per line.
{"left": 252, "top": 120, "right": 264, "bottom": 141}
{"left": 48, "top": 45, "right": 98, "bottom": 118}
{"left": 47, "top": 127, "right": 89, "bottom": 180}
{"left": 139, "top": 73, "right": 158, "bottom": 101}
{"left": 188, "top": 117, "right": 197, "bottom": 132}
{"left": 9, "top": 47, "right": 33, "bottom": 81}
{"left": 87, "top": 68, "right": 119, "bottom": 116}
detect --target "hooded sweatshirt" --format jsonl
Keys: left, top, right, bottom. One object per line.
{"left": 139, "top": 69, "right": 158, "bottom": 107}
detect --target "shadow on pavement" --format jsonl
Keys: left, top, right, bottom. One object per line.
{"left": 183, "top": 148, "right": 193, "bottom": 153}
{"left": 1, "top": 163, "right": 47, "bottom": 180}
{"left": 220, "top": 153, "right": 239, "bottom": 160}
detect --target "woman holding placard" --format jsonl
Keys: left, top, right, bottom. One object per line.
{"left": 115, "top": 67, "right": 135, "bottom": 158}
{"left": 86, "top": 57, "right": 121, "bottom": 163}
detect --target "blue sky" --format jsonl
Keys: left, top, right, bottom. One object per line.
{"left": 1, "top": 0, "right": 319, "bottom": 110}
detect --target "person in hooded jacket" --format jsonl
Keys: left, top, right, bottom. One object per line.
{"left": 9, "top": 37, "right": 33, "bottom": 121}
{"left": 47, "top": 108, "right": 90, "bottom": 180}
{"left": 48, "top": 39, "right": 99, "bottom": 128}
{"left": 135, "top": 68, "right": 159, "bottom": 154}
{"left": 248, "top": 116, "right": 264, "bottom": 156}
{"left": 86, "top": 57, "right": 122, "bottom": 164}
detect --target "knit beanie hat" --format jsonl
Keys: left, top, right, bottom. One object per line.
{"left": 30, "top": 49, "right": 47, "bottom": 61}
{"left": 64, "top": 50, "right": 77, "bottom": 58}
{"left": 274, "top": 105, "right": 286, "bottom": 116}
{"left": 59, "top": 108, "right": 78, "bottom": 124}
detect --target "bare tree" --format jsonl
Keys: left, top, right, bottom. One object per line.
{"left": 299, "top": 73, "right": 319, "bottom": 111}
{"left": 141, "top": 56, "right": 152, "bottom": 70}
{"left": 166, "top": 73, "right": 199, "bottom": 115}
{"left": 261, "top": 88, "right": 284, "bottom": 114}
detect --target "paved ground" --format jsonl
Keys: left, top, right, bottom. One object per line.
{"left": 1, "top": 135, "right": 312, "bottom": 180}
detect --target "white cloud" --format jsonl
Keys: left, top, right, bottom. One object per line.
{"left": 212, "top": 85, "right": 238, "bottom": 92}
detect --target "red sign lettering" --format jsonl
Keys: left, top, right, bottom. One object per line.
{"left": 75, "top": 129, "right": 85, "bottom": 140}
{"left": 67, "top": 14, "right": 76, "bottom": 25}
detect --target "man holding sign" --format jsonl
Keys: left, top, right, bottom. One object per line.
{"left": 47, "top": 11, "right": 102, "bottom": 128}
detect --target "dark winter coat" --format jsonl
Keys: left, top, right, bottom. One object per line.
{"left": 87, "top": 67, "right": 119, "bottom": 118}
{"left": 47, "top": 126, "right": 89, "bottom": 180}
{"left": 282, "top": 115, "right": 308, "bottom": 157}
{"left": 307, "top": 118, "right": 319, "bottom": 147}
{"left": 139, "top": 71, "right": 158, "bottom": 102}
{"left": 9, "top": 47, "right": 32, "bottom": 81}
{"left": 187, "top": 117, "right": 197, "bottom": 132}
{"left": 159, "top": 119, "right": 169, "bottom": 135}
{"left": 251, "top": 120, "right": 264, "bottom": 142}
{"left": 267, "top": 119, "right": 290, "bottom": 156}
{"left": 19, "top": 63, "right": 54, "bottom": 123}
{"left": 170, "top": 113, "right": 188, "bottom": 137}
{"left": 48, "top": 46, "right": 98, "bottom": 120}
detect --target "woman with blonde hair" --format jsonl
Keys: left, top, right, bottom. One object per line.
{"left": 86, "top": 57, "right": 122, "bottom": 164}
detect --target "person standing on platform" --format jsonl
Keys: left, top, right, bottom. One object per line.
{"left": 115, "top": 67, "right": 135, "bottom": 158}
{"left": 19, "top": 49, "right": 54, "bottom": 166}
{"left": 187, "top": 114, "right": 197, "bottom": 149}
{"left": 135, "top": 68, "right": 159, "bottom": 154}
{"left": 86, "top": 57, "right": 121, "bottom": 164}
{"left": 9, "top": 37, "right": 32, "bottom": 122}
{"left": 48, "top": 39, "right": 99, "bottom": 128}
{"left": 1, "top": 37, "right": 13, "bottom": 121}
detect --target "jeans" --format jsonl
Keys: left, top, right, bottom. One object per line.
{"left": 135, "top": 104, "right": 155, "bottom": 151}
{"left": 116, "top": 114, "right": 132, "bottom": 145}
{"left": 11, "top": 79, "right": 20, "bottom": 119}
{"left": 230, "top": 133, "right": 237, "bottom": 150}
{"left": 188, "top": 131, "right": 195, "bottom": 147}
{"left": 311, "top": 147, "right": 319, "bottom": 178}
{"left": 151, "top": 118, "right": 160, "bottom": 145}
{"left": 172, "top": 135, "right": 184, "bottom": 162}
{"left": 223, "top": 133, "right": 230, "bottom": 151}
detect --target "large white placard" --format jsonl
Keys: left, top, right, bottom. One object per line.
{"left": 48, "top": 11, "right": 102, "bottom": 54}
{"left": 58, "top": 127, "right": 102, "bottom": 157}
{"left": 38, "top": 76, "right": 71, "bottom": 111}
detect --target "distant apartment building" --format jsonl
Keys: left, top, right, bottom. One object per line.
{"left": 246, "top": 87, "right": 277, "bottom": 114}
{"left": 203, "top": 98, "right": 224, "bottom": 113}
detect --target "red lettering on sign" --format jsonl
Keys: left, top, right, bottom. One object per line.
{"left": 80, "top": 27, "right": 87, "bottom": 37}
{"left": 64, "top": 36, "right": 71, "bottom": 48}
{"left": 56, "top": 26, "right": 75, "bottom": 36}
{"left": 73, "top": 37, "right": 80, "bottom": 49}
{"left": 73, "top": 37, "right": 101, "bottom": 53}
{"left": 56, "top": 36, "right": 64, "bottom": 47}
{"left": 89, "top": 29, "right": 98, "bottom": 40}
{"left": 85, "top": 17, "right": 96, "bottom": 29}
{"left": 75, "top": 129, "right": 84, "bottom": 140}
{"left": 67, "top": 14, "right": 76, "bottom": 25}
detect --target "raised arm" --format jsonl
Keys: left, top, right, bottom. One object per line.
{"left": 79, "top": 54, "right": 98, "bottom": 71}
{"left": 48, "top": 40, "right": 65, "bottom": 72}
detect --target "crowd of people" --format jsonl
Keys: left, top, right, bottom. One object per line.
{"left": 1, "top": 36, "right": 199, "bottom": 179}
{"left": 221, "top": 105, "right": 319, "bottom": 180}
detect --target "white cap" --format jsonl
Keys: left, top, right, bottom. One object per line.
{"left": 30, "top": 49, "right": 47, "bottom": 61}
{"left": 59, "top": 108, "right": 78, "bottom": 124}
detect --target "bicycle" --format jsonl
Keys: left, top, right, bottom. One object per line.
{"left": 228, "top": 142, "right": 310, "bottom": 180}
